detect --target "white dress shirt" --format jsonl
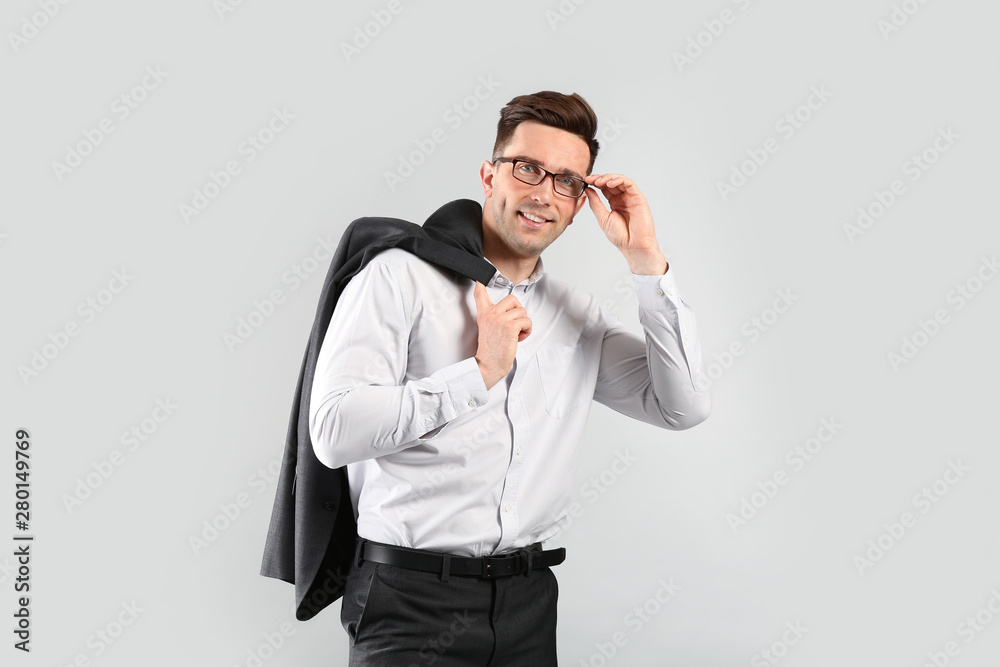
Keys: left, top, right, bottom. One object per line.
{"left": 309, "top": 247, "right": 710, "bottom": 557}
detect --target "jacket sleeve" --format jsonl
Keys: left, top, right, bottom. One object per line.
{"left": 308, "top": 258, "right": 489, "bottom": 468}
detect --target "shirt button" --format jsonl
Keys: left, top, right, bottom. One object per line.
{"left": 516, "top": 447, "right": 523, "bottom": 456}
{"left": 666, "top": 287, "right": 675, "bottom": 295}
{"left": 468, "top": 400, "right": 476, "bottom": 408}
{"left": 504, "top": 504, "right": 512, "bottom": 513}
{"left": 656, "top": 289, "right": 664, "bottom": 296}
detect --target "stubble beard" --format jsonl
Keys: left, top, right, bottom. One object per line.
{"left": 490, "top": 198, "right": 562, "bottom": 260}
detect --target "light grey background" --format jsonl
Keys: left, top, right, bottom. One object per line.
{"left": 3, "top": 1, "right": 999, "bottom": 665}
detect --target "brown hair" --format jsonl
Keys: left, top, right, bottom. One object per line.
{"left": 492, "top": 91, "right": 600, "bottom": 174}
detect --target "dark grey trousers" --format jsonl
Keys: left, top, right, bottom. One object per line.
{"left": 341, "top": 554, "right": 559, "bottom": 666}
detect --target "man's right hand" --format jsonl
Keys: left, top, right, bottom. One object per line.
{"left": 473, "top": 282, "right": 531, "bottom": 389}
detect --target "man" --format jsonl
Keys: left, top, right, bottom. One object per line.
{"left": 309, "top": 91, "right": 710, "bottom": 664}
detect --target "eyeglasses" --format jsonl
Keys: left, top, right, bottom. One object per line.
{"left": 493, "top": 157, "right": 588, "bottom": 198}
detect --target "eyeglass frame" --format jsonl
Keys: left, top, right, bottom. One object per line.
{"left": 492, "top": 157, "right": 589, "bottom": 199}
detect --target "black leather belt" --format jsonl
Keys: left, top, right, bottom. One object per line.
{"left": 357, "top": 539, "right": 566, "bottom": 581}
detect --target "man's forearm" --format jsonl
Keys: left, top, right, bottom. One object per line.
{"left": 309, "top": 357, "right": 488, "bottom": 468}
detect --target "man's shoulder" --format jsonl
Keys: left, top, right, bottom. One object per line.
{"left": 360, "top": 247, "right": 466, "bottom": 288}
{"left": 366, "top": 246, "right": 453, "bottom": 271}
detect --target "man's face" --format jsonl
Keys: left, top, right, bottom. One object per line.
{"left": 480, "top": 121, "right": 590, "bottom": 261}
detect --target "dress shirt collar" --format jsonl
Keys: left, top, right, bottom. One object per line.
{"left": 485, "top": 257, "right": 546, "bottom": 292}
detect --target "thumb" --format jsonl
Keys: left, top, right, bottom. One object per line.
{"left": 473, "top": 281, "right": 493, "bottom": 314}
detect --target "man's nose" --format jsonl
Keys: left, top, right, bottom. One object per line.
{"left": 529, "top": 176, "right": 554, "bottom": 204}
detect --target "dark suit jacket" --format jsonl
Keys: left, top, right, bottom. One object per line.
{"left": 260, "top": 199, "right": 497, "bottom": 620}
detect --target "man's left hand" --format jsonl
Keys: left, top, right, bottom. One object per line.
{"left": 584, "top": 173, "right": 667, "bottom": 275}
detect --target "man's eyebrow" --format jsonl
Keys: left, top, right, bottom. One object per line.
{"left": 510, "top": 155, "right": 584, "bottom": 180}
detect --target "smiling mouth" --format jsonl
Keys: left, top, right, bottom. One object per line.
{"left": 519, "top": 211, "right": 551, "bottom": 227}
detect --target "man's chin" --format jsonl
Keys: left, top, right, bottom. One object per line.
{"left": 513, "top": 234, "right": 557, "bottom": 259}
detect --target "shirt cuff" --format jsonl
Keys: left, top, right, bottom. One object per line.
{"left": 633, "top": 270, "right": 684, "bottom": 313}
{"left": 421, "top": 357, "right": 490, "bottom": 439}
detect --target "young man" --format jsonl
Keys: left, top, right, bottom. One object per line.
{"left": 309, "top": 91, "right": 711, "bottom": 665}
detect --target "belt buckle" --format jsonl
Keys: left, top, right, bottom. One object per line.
{"left": 481, "top": 555, "right": 495, "bottom": 579}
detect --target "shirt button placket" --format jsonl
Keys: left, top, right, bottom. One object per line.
{"left": 496, "top": 372, "right": 528, "bottom": 550}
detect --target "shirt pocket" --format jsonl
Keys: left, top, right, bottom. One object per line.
{"left": 535, "top": 345, "right": 589, "bottom": 418}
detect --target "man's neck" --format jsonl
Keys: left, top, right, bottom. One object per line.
{"left": 480, "top": 208, "right": 542, "bottom": 284}
{"left": 482, "top": 242, "right": 538, "bottom": 285}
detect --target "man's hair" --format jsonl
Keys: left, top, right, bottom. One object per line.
{"left": 492, "top": 91, "right": 600, "bottom": 174}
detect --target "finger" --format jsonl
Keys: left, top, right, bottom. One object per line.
{"left": 587, "top": 173, "right": 634, "bottom": 194}
{"left": 516, "top": 317, "right": 532, "bottom": 341}
{"left": 585, "top": 187, "right": 610, "bottom": 222}
{"left": 494, "top": 294, "right": 523, "bottom": 312}
{"left": 473, "top": 282, "right": 493, "bottom": 314}
{"left": 495, "top": 306, "right": 528, "bottom": 326}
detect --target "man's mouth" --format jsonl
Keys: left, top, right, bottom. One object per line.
{"left": 518, "top": 211, "right": 551, "bottom": 228}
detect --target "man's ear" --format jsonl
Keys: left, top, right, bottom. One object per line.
{"left": 479, "top": 160, "right": 496, "bottom": 198}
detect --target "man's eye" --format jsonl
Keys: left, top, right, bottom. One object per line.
{"left": 557, "top": 176, "right": 576, "bottom": 187}
{"left": 518, "top": 164, "right": 539, "bottom": 174}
